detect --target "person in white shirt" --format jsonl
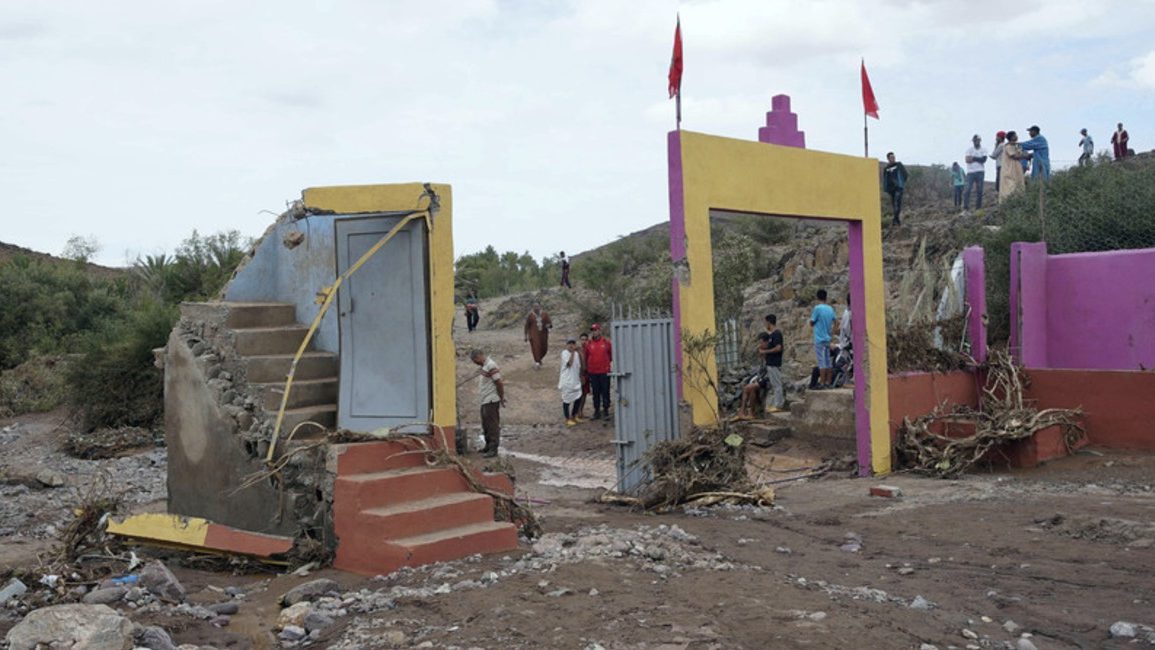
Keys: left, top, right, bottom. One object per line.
{"left": 558, "top": 339, "right": 583, "bottom": 426}
{"left": 963, "top": 134, "right": 989, "bottom": 211}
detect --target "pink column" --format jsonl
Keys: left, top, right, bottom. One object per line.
{"left": 1009, "top": 242, "right": 1049, "bottom": 367}
{"left": 668, "top": 131, "right": 686, "bottom": 398}
{"left": 962, "top": 246, "right": 988, "bottom": 364}
{"left": 848, "top": 221, "right": 871, "bottom": 476}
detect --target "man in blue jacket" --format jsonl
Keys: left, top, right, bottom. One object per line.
{"left": 882, "top": 152, "right": 908, "bottom": 226}
{"left": 1020, "top": 126, "right": 1051, "bottom": 181}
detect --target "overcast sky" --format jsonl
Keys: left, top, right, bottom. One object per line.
{"left": 3, "top": 0, "right": 1153, "bottom": 266}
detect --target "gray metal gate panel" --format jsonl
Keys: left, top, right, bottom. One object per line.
{"left": 335, "top": 216, "right": 431, "bottom": 432}
{"left": 612, "top": 315, "right": 680, "bottom": 493}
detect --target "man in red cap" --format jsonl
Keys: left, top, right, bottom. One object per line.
{"left": 991, "top": 131, "right": 1007, "bottom": 197}
{"left": 585, "top": 323, "right": 613, "bottom": 420}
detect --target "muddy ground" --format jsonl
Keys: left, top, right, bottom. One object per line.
{"left": 2, "top": 293, "right": 1154, "bottom": 649}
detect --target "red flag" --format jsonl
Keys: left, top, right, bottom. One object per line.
{"left": 668, "top": 17, "right": 683, "bottom": 99}
{"left": 861, "top": 59, "right": 879, "bottom": 119}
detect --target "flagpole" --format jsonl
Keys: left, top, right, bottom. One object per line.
{"left": 864, "top": 112, "right": 868, "bottom": 158}
{"left": 676, "top": 92, "right": 682, "bottom": 130}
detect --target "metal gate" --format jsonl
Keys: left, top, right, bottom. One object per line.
{"left": 611, "top": 309, "right": 680, "bottom": 493}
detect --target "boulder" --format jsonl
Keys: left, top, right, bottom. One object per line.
{"left": 82, "top": 586, "right": 127, "bottom": 605}
{"left": 139, "top": 560, "right": 185, "bottom": 602}
{"left": 135, "top": 625, "right": 178, "bottom": 650}
{"left": 277, "top": 602, "right": 313, "bottom": 630}
{"left": 5, "top": 603, "right": 133, "bottom": 650}
{"left": 280, "top": 578, "right": 340, "bottom": 606}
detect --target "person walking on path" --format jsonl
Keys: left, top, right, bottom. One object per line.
{"left": 998, "top": 131, "right": 1027, "bottom": 200}
{"left": 763, "top": 314, "right": 785, "bottom": 412}
{"left": 470, "top": 349, "right": 505, "bottom": 457}
{"left": 524, "top": 303, "right": 552, "bottom": 368}
{"left": 1112, "top": 123, "right": 1130, "bottom": 161}
{"left": 950, "top": 162, "right": 966, "bottom": 208}
{"left": 559, "top": 252, "right": 572, "bottom": 289}
{"left": 990, "top": 131, "right": 1007, "bottom": 196}
{"left": 1078, "top": 129, "right": 1095, "bottom": 167}
{"left": 585, "top": 323, "right": 613, "bottom": 420}
{"left": 964, "top": 135, "right": 988, "bottom": 210}
{"left": 464, "top": 293, "right": 480, "bottom": 333}
{"left": 810, "top": 290, "right": 836, "bottom": 389}
{"left": 882, "top": 152, "right": 908, "bottom": 226}
{"left": 1020, "top": 125, "right": 1051, "bottom": 181}
{"left": 558, "top": 339, "right": 583, "bottom": 426}
{"left": 573, "top": 332, "right": 590, "bottom": 420}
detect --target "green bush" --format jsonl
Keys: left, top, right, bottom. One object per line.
{"left": 0, "top": 356, "right": 72, "bottom": 417}
{"left": 455, "top": 246, "right": 555, "bottom": 298}
{"left": 980, "top": 159, "right": 1155, "bottom": 342}
{"left": 66, "top": 299, "right": 176, "bottom": 431}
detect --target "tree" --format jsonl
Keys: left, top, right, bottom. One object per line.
{"left": 61, "top": 235, "right": 101, "bottom": 263}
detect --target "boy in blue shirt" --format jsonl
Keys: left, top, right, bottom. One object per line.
{"left": 810, "top": 289, "right": 837, "bottom": 388}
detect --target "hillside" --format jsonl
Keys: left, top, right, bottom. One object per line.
{"left": 0, "top": 240, "right": 125, "bottom": 279}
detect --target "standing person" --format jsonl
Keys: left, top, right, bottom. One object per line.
{"left": 950, "top": 162, "right": 966, "bottom": 208}
{"left": 882, "top": 152, "right": 908, "bottom": 226}
{"left": 1078, "top": 129, "right": 1095, "bottom": 167}
{"left": 524, "top": 303, "right": 552, "bottom": 368}
{"left": 585, "top": 324, "right": 613, "bottom": 420}
{"left": 838, "top": 295, "right": 852, "bottom": 351}
{"left": 470, "top": 349, "right": 505, "bottom": 457}
{"left": 559, "top": 252, "right": 572, "bottom": 289}
{"left": 558, "top": 339, "right": 582, "bottom": 427}
{"left": 1020, "top": 125, "right": 1051, "bottom": 181}
{"left": 763, "top": 314, "right": 785, "bottom": 412}
{"left": 998, "top": 131, "right": 1027, "bottom": 200}
{"left": 737, "top": 333, "right": 770, "bottom": 420}
{"left": 1112, "top": 123, "right": 1130, "bottom": 161}
{"left": 990, "top": 131, "right": 1007, "bottom": 196}
{"left": 963, "top": 134, "right": 988, "bottom": 210}
{"left": 464, "top": 293, "right": 480, "bottom": 333}
{"left": 572, "top": 332, "right": 590, "bottom": 421}
{"left": 810, "top": 289, "right": 837, "bottom": 389}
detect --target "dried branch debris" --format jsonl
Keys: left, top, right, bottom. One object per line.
{"left": 896, "top": 350, "right": 1084, "bottom": 477}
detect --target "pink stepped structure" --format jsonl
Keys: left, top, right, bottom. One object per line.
{"left": 331, "top": 436, "right": 519, "bottom": 576}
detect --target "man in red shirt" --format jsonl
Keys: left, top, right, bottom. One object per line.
{"left": 585, "top": 323, "right": 613, "bottom": 420}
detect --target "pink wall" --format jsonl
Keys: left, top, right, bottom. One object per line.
{"left": 1011, "top": 243, "right": 1155, "bottom": 370}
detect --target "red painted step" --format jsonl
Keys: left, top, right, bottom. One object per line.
{"left": 355, "top": 492, "right": 496, "bottom": 539}
{"left": 334, "top": 466, "right": 473, "bottom": 511}
{"left": 331, "top": 439, "right": 438, "bottom": 476}
{"left": 333, "top": 521, "right": 518, "bottom": 576}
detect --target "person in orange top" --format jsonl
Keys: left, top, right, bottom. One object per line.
{"left": 584, "top": 324, "right": 613, "bottom": 420}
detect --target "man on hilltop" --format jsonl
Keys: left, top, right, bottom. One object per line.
{"left": 963, "top": 134, "right": 988, "bottom": 211}
{"left": 882, "top": 152, "right": 908, "bottom": 226}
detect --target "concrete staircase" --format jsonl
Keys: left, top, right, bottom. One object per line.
{"left": 331, "top": 438, "right": 519, "bottom": 576}
{"left": 783, "top": 387, "right": 856, "bottom": 453}
{"left": 221, "top": 302, "right": 340, "bottom": 434}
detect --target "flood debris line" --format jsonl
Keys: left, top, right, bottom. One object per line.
{"left": 599, "top": 426, "right": 775, "bottom": 511}
{"left": 896, "top": 350, "right": 1084, "bottom": 477}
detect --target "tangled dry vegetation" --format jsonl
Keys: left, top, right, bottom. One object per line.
{"left": 600, "top": 426, "right": 775, "bottom": 512}
{"left": 896, "top": 350, "right": 1084, "bottom": 477}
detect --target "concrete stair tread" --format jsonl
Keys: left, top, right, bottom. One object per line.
{"left": 363, "top": 492, "right": 489, "bottom": 517}
{"left": 253, "top": 377, "right": 338, "bottom": 387}
{"left": 217, "top": 301, "right": 296, "bottom": 307}
{"left": 339, "top": 465, "right": 453, "bottom": 483}
{"left": 279, "top": 404, "right": 337, "bottom": 416}
{"left": 390, "top": 520, "right": 514, "bottom": 548}
{"left": 231, "top": 325, "right": 311, "bottom": 333}
{"left": 246, "top": 351, "right": 335, "bottom": 359}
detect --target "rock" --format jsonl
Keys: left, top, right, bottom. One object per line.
{"left": 278, "top": 625, "right": 306, "bottom": 642}
{"left": 381, "top": 629, "right": 408, "bottom": 647}
{"left": 5, "top": 603, "right": 134, "bottom": 650}
{"left": 806, "top": 611, "right": 827, "bottom": 621}
{"left": 775, "top": 546, "right": 792, "bottom": 554}
{"left": 961, "top": 628, "right": 978, "bottom": 640}
{"left": 139, "top": 561, "right": 185, "bottom": 602}
{"left": 1109, "top": 621, "right": 1137, "bottom": 638}
{"left": 303, "top": 611, "right": 334, "bottom": 632}
{"left": 35, "top": 469, "right": 66, "bottom": 487}
{"left": 280, "top": 578, "right": 340, "bottom": 606}
{"left": 135, "top": 625, "right": 177, "bottom": 650}
{"left": 278, "top": 602, "right": 313, "bottom": 629}
{"left": 919, "top": 645, "right": 938, "bottom": 650}
{"left": 1002, "top": 620, "right": 1021, "bottom": 634}
{"left": 207, "top": 602, "right": 239, "bottom": 615}
{"left": 897, "top": 567, "right": 915, "bottom": 575}
{"left": 1015, "top": 639, "right": 1038, "bottom": 650}
{"left": 210, "top": 616, "right": 230, "bottom": 627}
{"left": 82, "top": 586, "right": 128, "bottom": 605}
{"left": 125, "top": 587, "right": 146, "bottom": 602}
{"left": 909, "top": 595, "right": 934, "bottom": 610}
{"left": 0, "top": 578, "right": 28, "bottom": 604}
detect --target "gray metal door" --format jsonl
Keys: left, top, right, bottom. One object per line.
{"left": 335, "top": 216, "right": 431, "bottom": 432}
{"left": 612, "top": 313, "right": 680, "bottom": 493}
